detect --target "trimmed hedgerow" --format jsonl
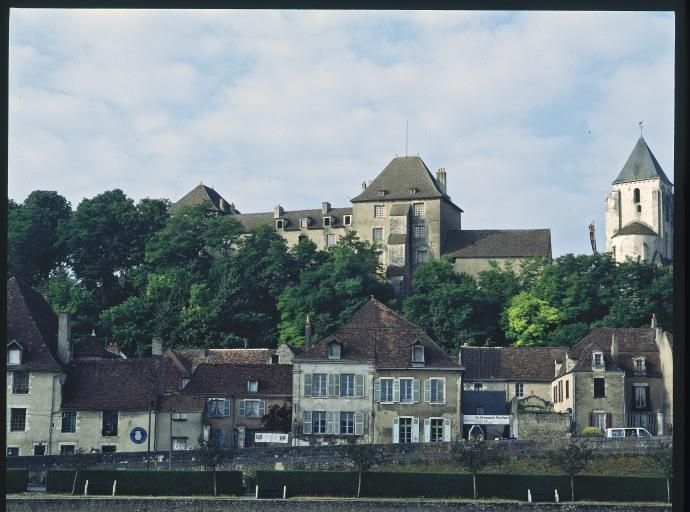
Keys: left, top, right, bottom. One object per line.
{"left": 45, "top": 470, "right": 242, "bottom": 496}
{"left": 255, "top": 471, "right": 358, "bottom": 497}
{"left": 6, "top": 469, "right": 29, "bottom": 494}
{"left": 361, "top": 472, "right": 473, "bottom": 498}
{"left": 574, "top": 475, "right": 670, "bottom": 502}
{"left": 477, "top": 474, "right": 570, "bottom": 500}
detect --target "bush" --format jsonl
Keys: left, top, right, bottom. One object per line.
{"left": 580, "top": 427, "right": 604, "bottom": 437}
{"left": 46, "top": 470, "right": 242, "bottom": 496}
{"left": 256, "top": 471, "right": 357, "bottom": 497}
{"left": 362, "top": 472, "right": 473, "bottom": 498}
{"left": 6, "top": 470, "right": 29, "bottom": 493}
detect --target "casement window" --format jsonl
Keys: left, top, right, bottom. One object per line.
{"left": 33, "top": 444, "right": 46, "bottom": 456}
{"left": 326, "top": 233, "right": 336, "bottom": 247}
{"left": 340, "top": 412, "right": 355, "bottom": 435}
{"left": 12, "top": 371, "right": 29, "bottom": 394}
{"left": 247, "top": 380, "right": 259, "bottom": 393}
{"left": 275, "top": 219, "right": 285, "bottom": 229}
{"left": 312, "top": 374, "right": 328, "bottom": 396}
{"left": 413, "top": 225, "right": 426, "bottom": 239}
{"left": 380, "top": 378, "right": 394, "bottom": 403}
{"left": 343, "top": 215, "right": 352, "bottom": 226}
{"left": 558, "top": 381, "right": 563, "bottom": 402}
{"left": 10, "top": 408, "right": 26, "bottom": 432}
{"left": 7, "top": 447, "right": 20, "bottom": 456}
{"left": 393, "top": 417, "right": 419, "bottom": 444}
{"left": 633, "top": 358, "right": 646, "bottom": 375}
{"left": 340, "top": 374, "right": 355, "bottom": 397}
{"left": 102, "top": 410, "right": 118, "bottom": 436}
{"left": 374, "top": 205, "right": 386, "bottom": 219}
{"left": 300, "top": 218, "right": 309, "bottom": 228}
{"left": 372, "top": 227, "right": 384, "bottom": 242}
{"left": 565, "top": 380, "right": 569, "bottom": 399}
{"left": 61, "top": 411, "right": 77, "bottom": 433}
{"left": 409, "top": 187, "right": 419, "bottom": 195}
{"left": 412, "top": 345, "right": 425, "bottom": 365}
{"left": 592, "top": 351, "right": 604, "bottom": 370}
{"left": 425, "top": 378, "right": 446, "bottom": 404}
{"left": 172, "top": 438, "right": 188, "bottom": 451}
{"left": 378, "top": 189, "right": 387, "bottom": 197}
{"left": 399, "top": 417, "right": 413, "bottom": 444}
{"left": 7, "top": 341, "right": 22, "bottom": 365}
{"left": 206, "top": 399, "right": 231, "bottom": 417}
{"left": 553, "top": 385, "right": 558, "bottom": 403}
{"left": 416, "top": 249, "right": 429, "bottom": 265}
{"left": 515, "top": 382, "right": 524, "bottom": 398}
{"left": 323, "top": 216, "right": 332, "bottom": 227}
{"left": 328, "top": 342, "right": 341, "bottom": 360}
{"left": 633, "top": 188, "right": 640, "bottom": 203}
{"left": 633, "top": 385, "right": 650, "bottom": 411}
{"left": 60, "top": 445, "right": 75, "bottom": 455}
{"left": 239, "top": 399, "right": 266, "bottom": 418}
{"left": 312, "top": 411, "right": 327, "bottom": 434}
{"left": 399, "top": 378, "right": 414, "bottom": 403}
{"left": 101, "top": 445, "right": 117, "bottom": 453}
{"left": 412, "top": 203, "right": 425, "bottom": 217}
{"left": 303, "top": 411, "right": 363, "bottom": 435}
{"left": 589, "top": 411, "right": 611, "bottom": 430}
{"left": 593, "top": 377, "right": 606, "bottom": 398}
{"left": 423, "top": 417, "right": 452, "bottom": 443}
{"left": 375, "top": 378, "right": 418, "bottom": 403}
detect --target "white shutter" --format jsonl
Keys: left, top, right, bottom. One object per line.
{"left": 424, "top": 379, "right": 431, "bottom": 403}
{"left": 224, "top": 400, "right": 231, "bottom": 416}
{"left": 238, "top": 400, "right": 246, "bottom": 417}
{"left": 393, "top": 379, "right": 400, "bottom": 403}
{"left": 440, "top": 380, "right": 446, "bottom": 404}
{"left": 326, "top": 412, "right": 334, "bottom": 434}
{"left": 258, "top": 400, "right": 266, "bottom": 417}
{"left": 392, "top": 417, "right": 399, "bottom": 444}
{"left": 237, "top": 427, "right": 245, "bottom": 448}
{"left": 328, "top": 374, "right": 336, "bottom": 396}
{"left": 334, "top": 375, "right": 341, "bottom": 397}
{"left": 303, "top": 411, "right": 312, "bottom": 434}
{"left": 443, "top": 418, "right": 452, "bottom": 442}
{"left": 424, "top": 418, "right": 431, "bottom": 442}
{"left": 374, "top": 379, "right": 381, "bottom": 403}
{"left": 355, "top": 375, "right": 364, "bottom": 397}
{"left": 412, "top": 417, "right": 420, "bottom": 443}
{"left": 333, "top": 412, "right": 340, "bottom": 435}
{"left": 304, "top": 374, "right": 312, "bottom": 396}
{"left": 413, "top": 379, "right": 421, "bottom": 403}
{"left": 355, "top": 412, "right": 364, "bottom": 435}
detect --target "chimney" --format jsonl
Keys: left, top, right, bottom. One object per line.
{"left": 611, "top": 333, "right": 619, "bottom": 359}
{"left": 650, "top": 313, "right": 658, "bottom": 328}
{"left": 362, "top": 181, "right": 367, "bottom": 191}
{"left": 105, "top": 341, "right": 120, "bottom": 357}
{"left": 274, "top": 204, "right": 284, "bottom": 219}
{"left": 321, "top": 202, "right": 331, "bottom": 215}
{"left": 151, "top": 337, "right": 164, "bottom": 356}
{"left": 304, "top": 315, "right": 312, "bottom": 352}
{"left": 57, "top": 313, "right": 72, "bottom": 364}
{"left": 219, "top": 198, "right": 228, "bottom": 213}
{"left": 436, "top": 168, "right": 447, "bottom": 194}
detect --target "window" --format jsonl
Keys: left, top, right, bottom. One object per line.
{"left": 636, "top": 204, "right": 642, "bottom": 212}
{"left": 416, "top": 249, "right": 429, "bottom": 265}
{"left": 101, "top": 445, "right": 116, "bottom": 453}
{"left": 298, "top": 235, "right": 307, "bottom": 242}
{"left": 558, "top": 381, "right": 563, "bottom": 402}
{"left": 240, "top": 399, "right": 265, "bottom": 418}
{"left": 593, "top": 377, "right": 606, "bottom": 398}
{"left": 398, "top": 417, "right": 412, "bottom": 444}
{"left": 172, "top": 413, "right": 188, "bottom": 421}
{"left": 102, "top": 410, "right": 118, "bottom": 436}
{"left": 181, "top": 378, "right": 190, "bottom": 388}
{"left": 340, "top": 412, "right": 355, "bottom": 434}
{"left": 430, "top": 418, "right": 444, "bottom": 443}
{"left": 62, "top": 411, "right": 77, "bottom": 433}
{"left": 429, "top": 379, "right": 445, "bottom": 404}
{"left": 413, "top": 203, "right": 425, "bottom": 217}
{"left": 300, "top": 218, "right": 309, "bottom": 228}
{"left": 409, "top": 187, "right": 419, "bottom": 195}
{"left": 271, "top": 354, "right": 279, "bottom": 364}
{"left": 340, "top": 374, "right": 355, "bottom": 397}
{"left": 565, "top": 380, "right": 569, "bottom": 399}
{"left": 312, "top": 374, "right": 328, "bottom": 396}
{"left": 372, "top": 227, "right": 383, "bottom": 242}
{"left": 328, "top": 342, "right": 341, "bottom": 360}
{"left": 247, "top": 380, "right": 259, "bottom": 393}
{"left": 343, "top": 214, "right": 352, "bottom": 226}
{"left": 10, "top": 408, "right": 26, "bottom": 432}
{"left": 634, "top": 358, "right": 646, "bottom": 374}
{"left": 323, "top": 216, "right": 332, "bottom": 227}
{"left": 413, "top": 224, "right": 426, "bottom": 239}
{"left": 399, "top": 378, "right": 413, "bottom": 403}
{"left": 592, "top": 352, "right": 604, "bottom": 369}
{"left": 172, "top": 438, "right": 188, "bottom": 451}
{"left": 473, "top": 382, "right": 484, "bottom": 390}
{"left": 380, "top": 378, "right": 394, "bottom": 403}
{"left": 7, "top": 447, "right": 19, "bottom": 456}
{"left": 374, "top": 205, "right": 385, "bottom": 219}
{"left": 515, "top": 383, "right": 524, "bottom": 398}
{"left": 326, "top": 233, "right": 336, "bottom": 247}
{"left": 633, "top": 385, "right": 649, "bottom": 410}
{"left": 33, "top": 444, "right": 46, "bottom": 456}
{"left": 412, "top": 345, "right": 425, "bottom": 365}
{"left": 7, "top": 347, "right": 22, "bottom": 365}
{"left": 275, "top": 219, "right": 285, "bottom": 229}
{"left": 633, "top": 188, "right": 640, "bottom": 203}
{"left": 60, "top": 445, "right": 75, "bottom": 455}
{"left": 12, "top": 371, "right": 29, "bottom": 394}
{"left": 312, "top": 411, "right": 327, "bottom": 434}
{"left": 206, "top": 399, "right": 231, "bottom": 417}
{"left": 591, "top": 412, "right": 608, "bottom": 430}
{"left": 378, "top": 189, "right": 387, "bottom": 197}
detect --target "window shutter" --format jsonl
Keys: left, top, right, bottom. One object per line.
{"left": 303, "top": 411, "right": 312, "bottom": 434}
{"left": 393, "top": 379, "right": 400, "bottom": 403}
{"left": 606, "top": 413, "right": 612, "bottom": 429}
{"left": 333, "top": 412, "right": 340, "bottom": 435}
{"left": 412, "top": 417, "right": 420, "bottom": 443}
{"left": 423, "top": 418, "right": 431, "bottom": 442}
{"left": 443, "top": 418, "right": 452, "bottom": 442}
{"left": 589, "top": 413, "right": 594, "bottom": 427}
{"left": 413, "top": 379, "right": 420, "bottom": 403}
{"left": 393, "top": 417, "right": 399, "bottom": 444}
{"left": 328, "top": 374, "right": 336, "bottom": 396}
{"left": 440, "top": 380, "right": 446, "bottom": 404}
{"left": 644, "top": 387, "right": 650, "bottom": 411}
{"left": 304, "top": 374, "right": 312, "bottom": 397}
{"left": 424, "top": 379, "right": 431, "bottom": 403}
{"left": 259, "top": 400, "right": 266, "bottom": 417}
{"left": 224, "top": 400, "right": 230, "bottom": 416}
{"left": 237, "top": 428, "right": 245, "bottom": 448}
{"left": 374, "top": 379, "right": 381, "bottom": 403}
{"left": 326, "top": 412, "right": 334, "bottom": 434}
{"left": 355, "top": 375, "right": 364, "bottom": 397}
{"left": 239, "top": 400, "right": 246, "bottom": 417}
{"left": 355, "top": 412, "right": 364, "bottom": 435}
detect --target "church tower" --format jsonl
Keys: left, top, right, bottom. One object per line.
{"left": 605, "top": 135, "right": 673, "bottom": 264}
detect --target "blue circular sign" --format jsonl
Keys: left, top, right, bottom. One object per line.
{"left": 130, "top": 427, "right": 147, "bottom": 444}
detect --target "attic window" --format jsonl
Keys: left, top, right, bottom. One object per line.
{"left": 343, "top": 215, "right": 352, "bottom": 226}
{"left": 411, "top": 344, "right": 425, "bottom": 366}
{"left": 379, "top": 189, "right": 387, "bottom": 197}
{"left": 300, "top": 218, "right": 309, "bottom": 228}
{"left": 323, "top": 216, "right": 332, "bottom": 227}
{"left": 271, "top": 354, "right": 279, "bottom": 364}
{"left": 328, "top": 341, "right": 341, "bottom": 360}
{"left": 633, "top": 357, "right": 646, "bottom": 375}
{"left": 275, "top": 219, "right": 285, "bottom": 230}
{"left": 592, "top": 351, "right": 604, "bottom": 370}
{"left": 409, "top": 187, "right": 419, "bottom": 195}
{"left": 247, "top": 380, "right": 259, "bottom": 393}
{"left": 7, "top": 342, "right": 22, "bottom": 366}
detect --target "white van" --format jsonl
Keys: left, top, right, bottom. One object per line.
{"left": 605, "top": 427, "right": 652, "bottom": 438}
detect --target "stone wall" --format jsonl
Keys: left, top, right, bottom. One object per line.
{"left": 517, "top": 412, "right": 571, "bottom": 440}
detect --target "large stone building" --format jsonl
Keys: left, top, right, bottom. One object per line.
{"left": 171, "top": 156, "right": 552, "bottom": 294}
{"left": 605, "top": 136, "right": 673, "bottom": 264}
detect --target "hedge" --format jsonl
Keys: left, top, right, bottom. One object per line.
{"left": 477, "top": 474, "right": 570, "bottom": 500}
{"left": 46, "top": 470, "right": 243, "bottom": 496}
{"left": 256, "top": 471, "right": 358, "bottom": 497}
{"left": 6, "top": 470, "right": 29, "bottom": 494}
{"left": 574, "top": 475, "right": 671, "bottom": 502}
{"left": 362, "top": 472, "right": 473, "bottom": 498}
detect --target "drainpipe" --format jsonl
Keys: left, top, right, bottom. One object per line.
{"left": 48, "top": 374, "right": 58, "bottom": 455}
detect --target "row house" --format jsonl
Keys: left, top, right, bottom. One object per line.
{"left": 291, "top": 298, "right": 463, "bottom": 445}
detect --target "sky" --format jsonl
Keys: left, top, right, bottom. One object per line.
{"left": 8, "top": 9, "right": 675, "bottom": 256}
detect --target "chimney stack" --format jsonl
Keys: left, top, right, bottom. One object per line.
{"left": 151, "top": 337, "right": 164, "bottom": 356}
{"left": 274, "top": 204, "right": 284, "bottom": 219}
{"left": 321, "top": 202, "right": 331, "bottom": 215}
{"left": 57, "top": 313, "right": 72, "bottom": 364}
{"left": 304, "top": 315, "right": 312, "bottom": 352}
{"left": 611, "top": 333, "right": 619, "bottom": 359}
{"left": 436, "top": 168, "right": 447, "bottom": 194}
{"left": 105, "top": 341, "right": 121, "bottom": 358}
{"left": 650, "top": 313, "right": 658, "bottom": 328}
{"left": 219, "top": 197, "right": 228, "bottom": 213}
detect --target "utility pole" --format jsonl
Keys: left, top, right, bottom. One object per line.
{"left": 169, "top": 410, "right": 173, "bottom": 470}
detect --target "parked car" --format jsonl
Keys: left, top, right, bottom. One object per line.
{"left": 605, "top": 427, "right": 652, "bottom": 438}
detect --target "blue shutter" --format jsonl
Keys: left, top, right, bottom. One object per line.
{"left": 355, "top": 375, "right": 364, "bottom": 397}
{"left": 259, "top": 400, "right": 266, "bottom": 417}
{"left": 393, "top": 417, "right": 399, "bottom": 444}
{"left": 374, "top": 379, "right": 381, "bottom": 402}
{"left": 354, "top": 412, "right": 364, "bottom": 435}
{"left": 443, "top": 418, "right": 452, "bottom": 442}
{"left": 413, "top": 379, "right": 421, "bottom": 403}
{"left": 424, "top": 379, "right": 431, "bottom": 403}
{"left": 424, "top": 418, "right": 431, "bottom": 442}
{"left": 393, "top": 379, "right": 400, "bottom": 403}
{"left": 239, "top": 400, "right": 246, "bottom": 417}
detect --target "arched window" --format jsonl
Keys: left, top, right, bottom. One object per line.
{"left": 633, "top": 188, "right": 640, "bottom": 203}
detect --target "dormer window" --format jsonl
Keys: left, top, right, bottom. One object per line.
{"left": 275, "top": 219, "right": 285, "bottom": 229}
{"left": 633, "top": 357, "right": 646, "bottom": 375}
{"left": 7, "top": 341, "right": 22, "bottom": 366}
{"left": 592, "top": 351, "right": 604, "bottom": 370}
{"left": 343, "top": 215, "right": 352, "bottom": 226}
{"left": 181, "top": 378, "right": 190, "bottom": 389}
{"left": 409, "top": 187, "right": 419, "bottom": 195}
{"left": 247, "top": 380, "right": 259, "bottom": 393}
{"left": 323, "top": 216, "right": 332, "bottom": 227}
{"left": 328, "top": 341, "right": 341, "bottom": 360}
{"left": 378, "top": 189, "right": 387, "bottom": 197}
{"left": 412, "top": 343, "right": 425, "bottom": 366}
{"left": 300, "top": 218, "right": 310, "bottom": 228}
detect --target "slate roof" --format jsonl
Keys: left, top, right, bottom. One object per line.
{"left": 460, "top": 347, "right": 503, "bottom": 380}
{"left": 612, "top": 221, "right": 657, "bottom": 237}
{"left": 62, "top": 358, "right": 159, "bottom": 410}
{"left": 443, "top": 229, "right": 552, "bottom": 259}
{"left": 6, "top": 277, "right": 62, "bottom": 371}
{"left": 233, "top": 207, "right": 353, "bottom": 233}
{"left": 351, "top": 156, "right": 461, "bottom": 211}
{"left": 613, "top": 136, "right": 672, "bottom": 185}
{"left": 301, "top": 298, "right": 459, "bottom": 369}
{"left": 182, "top": 364, "right": 293, "bottom": 395}
{"left": 168, "top": 184, "right": 240, "bottom": 215}
{"left": 72, "top": 338, "right": 122, "bottom": 359}
{"left": 172, "top": 348, "right": 280, "bottom": 374}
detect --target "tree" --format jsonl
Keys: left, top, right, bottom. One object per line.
{"left": 68, "top": 448, "right": 92, "bottom": 495}
{"left": 261, "top": 403, "right": 292, "bottom": 432}
{"left": 195, "top": 436, "right": 235, "bottom": 496}
{"left": 40, "top": 269, "right": 99, "bottom": 338}
{"left": 548, "top": 440, "right": 594, "bottom": 501}
{"left": 344, "top": 443, "right": 383, "bottom": 498}
{"left": 476, "top": 260, "right": 523, "bottom": 345}
{"left": 505, "top": 292, "right": 561, "bottom": 346}
{"left": 648, "top": 440, "right": 673, "bottom": 503}
{"left": 450, "top": 440, "right": 500, "bottom": 499}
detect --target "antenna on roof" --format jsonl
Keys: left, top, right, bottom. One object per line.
{"left": 639, "top": 121, "right": 644, "bottom": 137}
{"left": 405, "top": 120, "right": 409, "bottom": 157}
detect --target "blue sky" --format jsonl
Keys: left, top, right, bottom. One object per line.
{"left": 8, "top": 10, "right": 675, "bottom": 256}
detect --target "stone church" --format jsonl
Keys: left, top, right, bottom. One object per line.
{"left": 605, "top": 136, "right": 674, "bottom": 265}
{"left": 171, "top": 156, "right": 552, "bottom": 294}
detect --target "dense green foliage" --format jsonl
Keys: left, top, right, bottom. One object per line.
{"left": 256, "top": 470, "right": 358, "bottom": 497}
{"left": 5, "top": 469, "right": 28, "bottom": 494}
{"left": 45, "top": 470, "right": 242, "bottom": 496}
